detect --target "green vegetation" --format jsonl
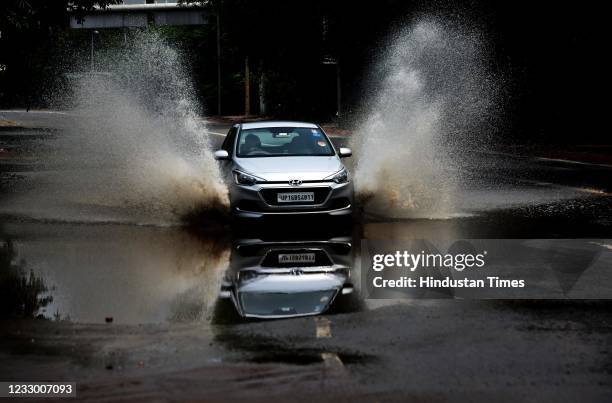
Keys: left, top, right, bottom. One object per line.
{"left": 0, "top": 240, "right": 53, "bottom": 318}
{"left": 0, "top": 0, "right": 402, "bottom": 119}
{"left": 0, "top": 1, "right": 121, "bottom": 107}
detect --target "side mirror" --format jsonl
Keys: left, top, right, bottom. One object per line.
{"left": 219, "top": 281, "right": 232, "bottom": 299}
{"left": 338, "top": 147, "right": 352, "bottom": 158}
{"left": 214, "top": 150, "right": 229, "bottom": 160}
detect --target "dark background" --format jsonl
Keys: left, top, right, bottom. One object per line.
{"left": 0, "top": 0, "right": 608, "bottom": 144}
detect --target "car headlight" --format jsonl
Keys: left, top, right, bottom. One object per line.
{"left": 326, "top": 169, "right": 349, "bottom": 184}
{"left": 233, "top": 171, "right": 264, "bottom": 185}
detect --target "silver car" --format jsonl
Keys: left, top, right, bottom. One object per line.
{"left": 219, "top": 237, "right": 354, "bottom": 319}
{"left": 214, "top": 121, "right": 353, "bottom": 218}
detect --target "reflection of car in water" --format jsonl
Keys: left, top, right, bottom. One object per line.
{"left": 213, "top": 121, "right": 354, "bottom": 219}
{"left": 219, "top": 237, "right": 355, "bottom": 319}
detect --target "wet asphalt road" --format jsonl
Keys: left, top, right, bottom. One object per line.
{"left": 1, "top": 110, "right": 612, "bottom": 401}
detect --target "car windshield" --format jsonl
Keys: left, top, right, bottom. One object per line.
{"left": 236, "top": 127, "right": 334, "bottom": 157}
{"left": 240, "top": 290, "right": 336, "bottom": 316}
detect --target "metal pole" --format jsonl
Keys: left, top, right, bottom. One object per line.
{"left": 216, "top": 10, "right": 222, "bottom": 115}
{"left": 90, "top": 32, "right": 94, "bottom": 72}
{"left": 336, "top": 59, "right": 341, "bottom": 117}
{"left": 245, "top": 56, "right": 250, "bottom": 116}
{"left": 259, "top": 62, "right": 267, "bottom": 115}
{"left": 90, "top": 30, "right": 98, "bottom": 72}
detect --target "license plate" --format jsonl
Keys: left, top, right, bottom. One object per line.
{"left": 277, "top": 192, "right": 315, "bottom": 203}
{"left": 278, "top": 253, "right": 316, "bottom": 264}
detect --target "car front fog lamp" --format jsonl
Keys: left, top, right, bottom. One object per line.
{"left": 329, "top": 169, "right": 349, "bottom": 184}
{"left": 234, "top": 171, "right": 260, "bottom": 185}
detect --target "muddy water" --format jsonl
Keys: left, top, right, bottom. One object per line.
{"left": 2, "top": 23, "right": 609, "bottom": 323}
{"left": 2, "top": 111, "right": 612, "bottom": 323}
{"left": 2, "top": 191, "right": 610, "bottom": 324}
{"left": 0, "top": 223, "right": 230, "bottom": 323}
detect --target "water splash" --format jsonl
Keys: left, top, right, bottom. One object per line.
{"left": 9, "top": 31, "right": 228, "bottom": 225}
{"left": 351, "top": 19, "right": 496, "bottom": 218}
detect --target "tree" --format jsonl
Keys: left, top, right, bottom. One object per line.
{"left": 0, "top": 1, "right": 120, "bottom": 107}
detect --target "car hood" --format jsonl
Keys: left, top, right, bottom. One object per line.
{"left": 239, "top": 273, "right": 344, "bottom": 293}
{"left": 236, "top": 274, "right": 343, "bottom": 318}
{"left": 235, "top": 156, "right": 343, "bottom": 181}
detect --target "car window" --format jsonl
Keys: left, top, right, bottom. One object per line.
{"left": 240, "top": 290, "right": 335, "bottom": 316}
{"left": 236, "top": 127, "right": 334, "bottom": 158}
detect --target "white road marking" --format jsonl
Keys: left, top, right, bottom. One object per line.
{"left": 321, "top": 352, "right": 345, "bottom": 370}
{"left": 476, "top": 150, "right": 612, "bottom": 169}
{"left": 536, "top": 156, "right": 612, "bottom": 169}
{"left": 314, "top": 316, "right": 346, "bottom": 372}
{"left": 315, "top": 316, "right": 332, "bottom": 338}
{"left": 205, "top": 131, "right": 226, "bottom": 137}
{"left": 0, "top": 109, "right": 69, "bottom": 115}
{"left": 572, "top": 187, "right": 610, "bottom": 195}
{"left": 519, "top": 179, "right": 611, "bottom": 196}
{"left": 590, "top": 242, "right": 612, "bottom": 250}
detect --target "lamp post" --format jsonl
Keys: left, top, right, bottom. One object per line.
{"left": 216, "top": 6, "right": 222, "bottom": 115}
{"left": 322, "top": 55, "right": 341, "bottom": 117}
{"left": 90, "top": 30, "right": 99, "bottom": 72}
{"left": 244, "top": 56, "right": 250, "bottom": 116}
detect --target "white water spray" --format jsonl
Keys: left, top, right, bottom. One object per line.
{"left": 9, "top": 31, "right": 228, "bottom": 225}
{"left": 352, "top": 19, "right": 496, "bottom": 218}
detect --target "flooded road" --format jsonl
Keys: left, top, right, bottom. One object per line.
{"left": 1, "top": 111, "right": 612, "bottom": 401}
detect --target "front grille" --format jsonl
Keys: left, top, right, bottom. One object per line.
{"left": 260, "top": 248, "right": 333, "bottom": 267}
{"left": 236, "top": 197, "right": 350, "bottom": 213}
{"left": 260, "top": 187, "right": 331, "bottom": 206}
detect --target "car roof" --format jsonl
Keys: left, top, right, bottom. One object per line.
{"left": 239, "top": 121, "right": 319, "bottom": 130}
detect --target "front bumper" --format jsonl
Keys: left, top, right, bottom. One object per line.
{"left": 230, "top": 181, "right": 354, "bottom": 218}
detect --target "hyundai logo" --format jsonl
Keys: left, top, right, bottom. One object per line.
{"left": 288, "top": 179, "right": 302, "bottom": 186}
